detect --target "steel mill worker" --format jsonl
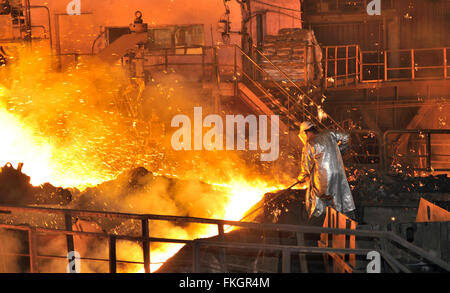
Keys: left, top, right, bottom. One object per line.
{"left": 297, "top": 121, "right": 356, "bottom": 224}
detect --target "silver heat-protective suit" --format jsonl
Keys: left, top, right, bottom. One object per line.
{"left": 298, "top": 130, "right": 355, "bottom": 218}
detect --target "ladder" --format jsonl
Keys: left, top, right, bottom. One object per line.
{"left": 234, "top": 45, "right": 343, "bottom": 133}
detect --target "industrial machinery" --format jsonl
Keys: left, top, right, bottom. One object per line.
{"left": 0, "top": 0, "right": 448, "bottom": 274}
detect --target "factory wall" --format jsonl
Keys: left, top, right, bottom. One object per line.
{"left": 18, "top": 0, "right": 303, "bottom": 56}
{"left": 302, "top": 0, "right": 450, "bottom": 50}
{"left": 393, "top": 0, "right": 450, "bottom": 49}
{"left": 22, "top": 0, "right": 242, "bottom": 55}
{"left": 246, "top": 0, "right": 302, "bottom": 47}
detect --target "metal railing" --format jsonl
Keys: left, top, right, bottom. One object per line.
{"left": 0, "top": 204, "right": 448, "bottom": 273}
{"left": 324, "top": 46, "right": 450, "bottom": 88}
{"left": 324, "top": 45, "right": 360, "bottom": 88}
{"left": 243, "top": 45, "right": 343, "bottom": 131}
{"left": 319, "top": 207, "right": 358, "bottom": 273}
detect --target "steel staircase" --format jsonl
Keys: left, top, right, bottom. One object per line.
{"left": 234, "top": 45, "right": 343, "bottom": 133}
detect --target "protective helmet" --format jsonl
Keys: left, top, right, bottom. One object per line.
{"left": 298, "top": 121, "right": 315, "bottom": 145}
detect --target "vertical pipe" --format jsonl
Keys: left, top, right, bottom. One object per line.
{"left": 345, "top": 46, "right": 348, "bottom": 86}
{"left": 234, "top": 45, "right": 238, "bottom": 96}
{"left": 360, "top": 49, "right": 363, "bottom": 82}
{"left": 282, "top": 249, "right": 291, "bottom": 273}
{"left": 164, "top": 49, "right": 168, "bottom": 71}
{"left": 344, "top": 219, "right": 351, "bottom": 263}
{"left": 64, "top": 213, "right": 75, "bottom": 259}
{"left": 335, "top": 211, "right": 339, "bottom": 256}
{"left": 141, "top": 218, "right": 150, "bottom": 273}
{"left": 426, "top": 133, "right": 431, "bottom": 171}
{"left": 327, "top": 207, "right": 332, "bottom": 248}
{"left": 411, "top": 49, "right": 415, "bottom": 80}
{"left": 355, "top": 45, "right": 359, "bottom": 83}
{"left": 350, "top": 221, "right": 357, "bottom": 268}
{"left": 201, "top": 47, "right": 205, "bottom": 82}
{"left": 304, "top": 46, "right": 307, "bottom": 83}
{"left": 54, "top": 14, "right": 62, "bottom": 70}
{"left": 334, "top": 46, "right": 337, "bottom": 88}
{"left": 322, "top": 207, "right": 331, "bottom": 273}
{"left": 23, "top": 0, "right": 32, "bottom": 42}
{"left": 444, "top": 48, "right": 447, "bottom": 79}
{"left": 28, "top": 228, "right": 38, "bottom": 273}
{"left": 256, "top": 13, "right": 264, "bottom": 49}
{"left": 109, "top": 235, "right": 117, "bottom": 273}
{"left": 325, "top": 47, "right": 328, "bottom": 88}
{"left": 393, "top": 86, "right": 398, "bottom": 129}
{"left": 384, "top": 50, "right": 388, "bottom": 81}
{"left": 218, "top": 224, "right": 226, "bottom": 272}
{"left": 296, "top": 232, "right": 308, "bottom": 273}
{"left": 213, "top": 46, "right": 221, "bottom": 113}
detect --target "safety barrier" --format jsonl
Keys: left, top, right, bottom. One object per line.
{"left": 319, "top": 207, "right": 357, "bottom": 273}
{"left": 416, "top": 198, "right": 450, "bottom": 223}
{"left": 324, "top": 45, "right": 360, "bottom": 88}
{"left": 0, "top": 204, "right": 448, "bottom": 273}
{"left": 324, "top": 46, "right": 449, "bottom": 88}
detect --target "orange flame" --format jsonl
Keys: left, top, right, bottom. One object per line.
{"left": 0, "top": 45, "right": 286, "bottom": 273}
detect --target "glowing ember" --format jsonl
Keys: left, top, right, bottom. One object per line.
{"left": 212, "top": 179, "right": 282, "bottom": 220}
{"left": 131, "top": 179, "right": 281, "bottom": 273}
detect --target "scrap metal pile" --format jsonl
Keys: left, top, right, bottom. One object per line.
{"left": 0, "top": 163, "right": 226, "bottom": 230}
{"left": 347, "top": 167, "right": 450, "bottom": 205}
{"left": 0, "top": 163, "right": 71, "bottom": 206}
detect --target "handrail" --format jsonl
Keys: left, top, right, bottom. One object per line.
{"left": 324, "top": 44, "right": 360, "bottom": 88}
{"left": 325, "top": 46, "right": 450, "bottom": 87}
{"left": 251, "top": 45, "right": 344, "bottom": 131}
{"left": 237, "top": 46, "right": 323, "bottom": 130}
{"left": 0, "top": 204, "right": 448, "bottom": 272}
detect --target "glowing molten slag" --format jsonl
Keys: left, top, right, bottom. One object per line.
{"left": 0, "top": 107, "right": 53, "bottom": 185}
{"left": 0, "top": 104, "right": 115, "bottom": 188}
{"left": 0, "top": 91, "right": 280, "bottom": 274}
{"left": 134, "top": 179, "right": 280, "bottom": 273}
{"left": 0, "top": 98, "right": 280, "bottom": 273}
{"left": 0, "top": 47, "right": 284, "bottom": 273}
{"left": 0, "top": 102, "right": 279, "bottom": 272}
